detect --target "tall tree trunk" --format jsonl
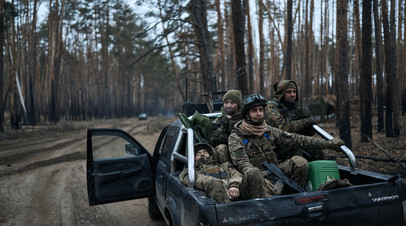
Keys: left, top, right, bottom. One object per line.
{"left": 215, "top": 0, "right": 226, "bottom": 92}
{"left": 285, "top": 0, "right": 293, "bottom": 80}
{"left": 353, "top": 0, "right": 361, "bottom": 100}
{"left": 159, "top": 2, "right": 185, "bottom": 101}
{"left": 373, "top": 0, "right": 384, "bottom": 133}
{"left": 48, "top": 0, "right": 64, "bottom": 122}
{"left": 232, "top": 0, "right": 248, "bottom": 96}
{"left": 381, "top": 0, "right": 394, "bottom": 137}
{"left": 390, "top": 0, "right": 400, "bottom": 136}
{"left": 258, "top": 0, "right": 265, "bottom": 96}
{"left": 246, "top": 0, "right": 254, "bottom": 94}
{"left": 337, "top": 0, "right": 352, "bottom": 148}
{"left": 360, "top": 0, "right": 372, "bottom": 142}
{"left": 8, "top": 1, "right": 18, "bottom": 129}
{"left": 29, "top": 0, "right": 37, "bottom": 125}
{"left": 304, "top": 0, "right": 309, "bottom": 100}
{"left": 189, "top": 0, "right": 216, "bottom": 111}
{"left": 0, "top": 0, "right": 4, "bottom": 131}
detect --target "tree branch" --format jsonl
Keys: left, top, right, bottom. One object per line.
{"left": 128, "top": 41, "right": 197, "bottom": 68}
{"left": 362, "top": 131, "right": 406, "bottom": 171}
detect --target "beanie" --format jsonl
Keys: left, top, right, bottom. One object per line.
{"left": 223, "top": 90, "right": 242, "bottom": 107}
{"left": 287, "top": 81, "right": 297, "bottom": 90}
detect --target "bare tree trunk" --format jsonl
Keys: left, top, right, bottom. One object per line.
{"left": 318, "top": 1, "right": 323, "bottom": 96}
{"left": 189, "top": 0, "right": 216, "bottom": 111}
{"left": 285, "top": 0, "right": 293, "bottom": 80}
{"left": 360, "top": 0, "right": 372, "bottom": 142}
{"left": 353, "top": 0, "right": 361, "bottom": 100}
{"left": 224, "top": 1, "right": 234, "bottom": 89}
{"left": 337, "top": 0, "right": 352, "bottom": 148}
{"left": 48, "top": 0, "right": 64, "bottom": 122}
{"left": 304, "top": 0, "right": 309, "bottom": 100}
{"left": 373, "top": 0, "right": 384, "bottom": 133}
{"left": 0, "top": 0, "right": 5, "bottom": 131}
{"left": 29, "top": 0, "right": 37, "bottom": 125}
{"left": 232, "top": 0, "right": 248, "bottom": 96}
{"left": 258, "top": 0, "right": 265, "bottom": 96}
{"left": 390, "top": 0, "right": 400, "bottom": 136}
{"left": 215, "top": 0, "right": 226, "bottom": 92}
{"left": 158, "top": 2, "right": 185, "bottom": 102}
{"left": 246, "top": 0, "right": 254, "bottom": 94}
{"left": 381, "top": 0, "right": 394, "bottom": 137}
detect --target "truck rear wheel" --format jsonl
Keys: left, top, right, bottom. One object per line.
{"left": 148, "top": 196, "right": 163, "bottom": 219}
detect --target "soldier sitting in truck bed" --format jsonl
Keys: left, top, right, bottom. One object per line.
{"left": 266, "top": 80, "right": 325, "bottom": 161}
{"left": 179, "top": 143, "right": 275, "bottom": 203}
{"left": 209, "top": 90, "right": 243, "bottom": 164}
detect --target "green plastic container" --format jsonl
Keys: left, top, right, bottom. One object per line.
{"left": 306, "top": 160, "right": 340, "bottom": 191}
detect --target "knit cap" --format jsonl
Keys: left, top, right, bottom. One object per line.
{"left": 287, "top": 81, "right": 297, "bottom": 90}
{"left": 223, "top": 90, "right": 242, "bottom": 107}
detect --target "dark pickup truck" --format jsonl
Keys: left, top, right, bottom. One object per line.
{"left": 86, "top": 113, "right": 406, "bottom": 226}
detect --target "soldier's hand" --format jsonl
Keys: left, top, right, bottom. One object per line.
{"left": 297, "top": 107, "right": 312, "bottom": 119}
{"left": 303, "top": 116, "right": 316, "bottom": 126}
{"left": 329, "top": 137, "right": 345, "bottom": 151}
{"left": 227, "top": 187, "right": 240, "bottom": 200}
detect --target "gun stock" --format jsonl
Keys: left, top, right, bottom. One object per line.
{"left": 262, "top": 162, "right": 305, "bottom": 194}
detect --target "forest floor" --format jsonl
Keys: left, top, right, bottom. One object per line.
{"left": 318, "top": 110, "right": 406, "bottom": 177}
{"left": 0, "top": 111, "right": 405, "bottom": 225}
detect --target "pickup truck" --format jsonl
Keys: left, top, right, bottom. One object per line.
{"left": 86, "top": 113, "right": 406, "bottom": 226}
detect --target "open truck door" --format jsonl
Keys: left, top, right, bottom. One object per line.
{"left": 86, "top": 128, "right": 154, "bottom": 205}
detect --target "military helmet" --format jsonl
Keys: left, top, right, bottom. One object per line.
{"left": 194, "top": 143, "right": 213, "bottom": 156}
{"left": 241, "top": 94, "right": 267, "bottom": 119}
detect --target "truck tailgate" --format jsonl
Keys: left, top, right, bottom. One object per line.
{"left": 215, "top": 180, "right": 405, "bottom": 226}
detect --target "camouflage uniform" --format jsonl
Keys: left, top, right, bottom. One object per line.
{"left": 266, "top": 80, "right": 324, "bottom": 161}
{"left": 228, "top": 121, "right": 339, "bottom": 188}
{"left": 210, "top": 112, "right": 241, "bottom": 163}
{"left": 210, "top": 90, "right": 243, "bottom": 163}
{"left": 179, "top": 155, "right": 271, "bottom": 203}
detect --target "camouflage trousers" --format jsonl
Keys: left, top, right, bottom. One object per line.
{"left": 195, "top": 168, "right": 272, "bottom": 203}
{"left": 275, "top": 147, "right": 325, "bottom": 162}
{"left": 240, "top": 167, "right": 276, "bottom": 199}
{"left": 277, "top": 155, "right": 309, "bottom": 187}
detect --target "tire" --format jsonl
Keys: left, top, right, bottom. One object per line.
{"left": 148, "top": 196, "right": 163, "bottom": 219}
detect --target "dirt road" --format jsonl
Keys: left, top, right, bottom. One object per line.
{"left": 0, "top": 118, "right": 168, "bottom": 226}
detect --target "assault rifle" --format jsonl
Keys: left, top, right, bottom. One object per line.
{"left": 262, "top": 162, "right": 305, "bottom": 194}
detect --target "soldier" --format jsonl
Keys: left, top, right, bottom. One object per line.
{"left": 228, "top": 94, "right": 344, "bottom": 190}
{"left": 210, "top": 90, "right": 243, "bottom": 163}
{"left": 266, "top": 80, "right": 324, "bottom": 161}
{"left": 179, "top": 143, "right": 274, "bottom": 203}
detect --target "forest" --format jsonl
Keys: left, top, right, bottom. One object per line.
{"left": 0, "top": 0, "right": 405, "bottom": 148}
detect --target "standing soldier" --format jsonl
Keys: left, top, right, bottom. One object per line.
{"left": 229, "top": 94, "right": 344, "bottom": 190}
{"left": 266, "top": 80, "right": 324, "bottom": 161}
{"left": 179, "top": 143, "right": 273, "bottom": 203}
{"left": 210, "top": 90, "right": 243, "bottom": 163}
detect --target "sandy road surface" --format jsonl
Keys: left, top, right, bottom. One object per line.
{"left": 0, "top": 118, "right": 170, "bottom": 226}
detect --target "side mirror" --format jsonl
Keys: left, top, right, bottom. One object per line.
{"left": 125, "top": 143, "right": 140, "bottom": 155}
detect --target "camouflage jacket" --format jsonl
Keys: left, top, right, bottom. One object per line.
{"left": 228, "top": 121, "right": 334, "bottom": 175}
{"left": 266, "top": 100, "right": 311, "bottom": 134}
{"left": 179, "top": 161, "right": 242, "bottom": 190}
{"left": 266, "top": 80, "right": 312, "bottom": 134}
{"left": 209, "top": 109, "right": 242, "bottom": 147}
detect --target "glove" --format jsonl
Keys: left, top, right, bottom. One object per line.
{"left": 303, "top": 116, "right": 316, "bottom": 126}
{"left": 329, "top": 137, "right": 345, "bottom": 151}
{"left": 297, "top": 107, "right": 312, "bottom": 119}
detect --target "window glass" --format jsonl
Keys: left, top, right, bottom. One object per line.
{"left": 92, "top": 135, "right": 140, "bottom": 159}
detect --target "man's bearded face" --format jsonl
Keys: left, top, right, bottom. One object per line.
{"left": 223, "top": 99, "right": 239, "bottom": 115}
{"left": 283, "top": 88, "right": 297, "bottom": 104}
